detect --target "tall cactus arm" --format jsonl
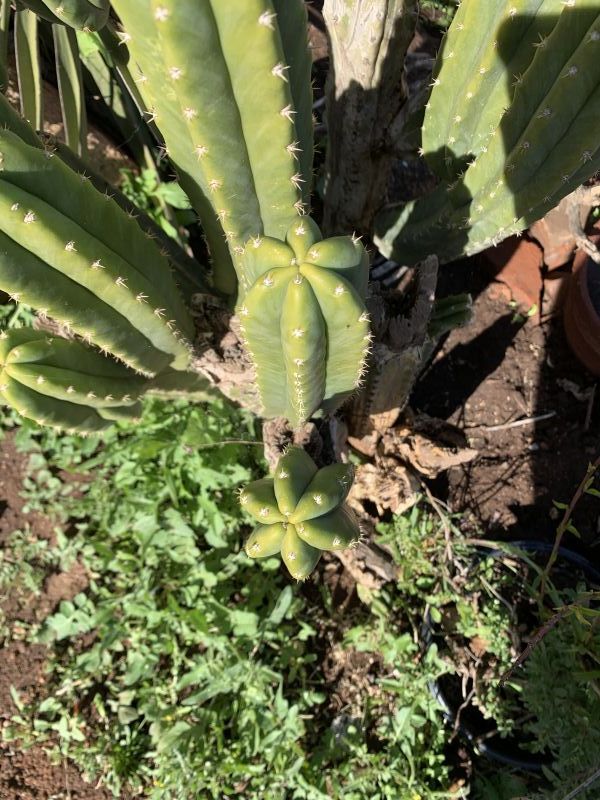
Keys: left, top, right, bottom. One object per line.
{"left": 272, "top": 0, "right": 313, "bottom": 203}
{"left": 0, "top": 329, "right": 145, "bottom": 433}
{"left": 110, "top": 0, "right": 240, "bottom": 295}
{"left": 0, "top": 130, "right": 194, "bottom": 375}
{"left": 423, "top": 0, "right": 561, "bottom": 181}
{"left": 53, "top": 24, "right": 87, "bottom": 155}
{"left": 111, "top": 0, "right": 310, "bottom": 298}
{"left": 0, "top": 230, "right": 171, "bottom": 375}
{"left": 0, "top": 0, "right": 10, "bottom": 92}
{"left": 1, "top": 377, "right": 113, "bottom": 433}
{"left": 3, "top": 334, "right": 147, "bottom": 407}
{"left": 0, "top": 93, "right": 209, "bottom": 298}
{"left": 208, "top": 0, "right": 305, "bottom": 233}
{"left": 14, "top": 8, "right": 43, "bottom": 130}
{"left": 375, "top": 2, "right": 600, "bottom": 264}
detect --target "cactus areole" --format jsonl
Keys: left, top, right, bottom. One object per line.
{"left": 242, "top": 447, "right": 362, "bottom": 580}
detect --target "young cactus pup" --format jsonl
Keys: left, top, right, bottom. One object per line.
{"left": 239, "top": 219, "right": 371, "bottom": 426}
{"left": 242, "top": 446, "right": 361, "bottom": 580}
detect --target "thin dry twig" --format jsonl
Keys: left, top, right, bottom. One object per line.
{"left": 465, "top": 411, "right": 556, "bottom": 432}
{"left": 561, "top": 765, "right": 600, "bottom": 800}
{"left": 498, "top": 605, "right": 571, "bottom": 687}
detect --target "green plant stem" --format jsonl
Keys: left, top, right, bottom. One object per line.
{"left": 539, "top": 454, "right": 600, "bottom": 600}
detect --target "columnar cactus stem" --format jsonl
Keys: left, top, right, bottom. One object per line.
{"left": 14, "top": 8, "right": 43, "bottom": 130}
{"left": 375, "top": 1, "right": 600, "bottom": 264}
{"left": 110, "top": 0, "right": 312, "bottom": 298}
{"left": 242, "top": 447, "right": 361, "bottom": 580}
{"left": 53, "top": 23, "right": 87, "bottom": 155}
{"left": 0, "top": 0, "right": 10, "bottom": 91}
{"left": 0, "top": 130, "right": 193, "bottom": 376}
{"left": 0, "top": 329, "right": 146, "bottom": 433}
{"left": 239, "top": 220, "right": 370, "bottom": 426}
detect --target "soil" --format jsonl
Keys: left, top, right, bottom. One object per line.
{"left": 0, "top": 434, "right": 112, "bottom": 800}
{"left": 413, "top": 252, "right": 600, "bottom": 549}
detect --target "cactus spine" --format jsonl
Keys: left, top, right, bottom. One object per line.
{"left": 0, "top": 128, "right": 193, "bottom": 377}
{"left": 242, "top": 447, "right": 361, "bottom": 580}
{"left": 239, "top": 220, "right": 371, "bottom": 426}
{"left": 375, "top": 0, "right": 600, "bottom": 264}
{"left": 110, "top": 0, "right": 313, "bottom": 297}
{"left": 0, "top": 329, "right": 146, "bottom": 433}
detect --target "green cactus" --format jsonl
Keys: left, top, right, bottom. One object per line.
{"left": 14, "top": 7, "right": 43, "bottom": 130}
{"left": 18, "top": 0, "right": 110, "bottom": 31}
{"left": 242, "top": 447, "right": 361, "bottom": 580}
{"left": 0, "top": 127, "right": 194, "bottom": 377}
{"left": 110, "top": 0, "right": 313, "bottom": 297}
{"left": 238, "top": 219, "right": 371, "bottom": 426}
{"left": 375, "top": 0, "right": 600, "bottom": 264}
{"left": 0, "top": 328, "right": 146, "bottom": 433}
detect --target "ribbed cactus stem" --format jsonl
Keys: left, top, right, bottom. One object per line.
{"left": 0, "top": 130, "right": 193, "bottom": 376}
{"left": 19, "top": 0, "right": 110, "bottom": 30}
{"left": 375, "top": 1, "right": 600, "bottom": 264}
{"left": 110, "top": 0, "right": 313, "bottom": 298}
{"left": 0, "top": 329, "right": 146, "bottom": 434}
{"left": 243, "top": 447, "right": 361, "bottom": 580}
{"left": 239, "top": 220, "right": 371, "bottom": 426}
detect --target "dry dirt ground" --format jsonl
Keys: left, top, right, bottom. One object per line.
{"left": 0, "top": 438, "right": 112, "bottom": 800}
{"left": 414, "top": 252, "right": 600, "bottom": 547}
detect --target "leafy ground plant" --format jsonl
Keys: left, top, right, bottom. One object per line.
{"left": 2, "top": 390, "right": 462, "bottom": 800}
{"left": 3, "top": 304, "right": 599, "bottom": 797}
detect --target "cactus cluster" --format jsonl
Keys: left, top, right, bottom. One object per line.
{"left": 111, "top": 0, "right": 313, "bottom": 298}
{"left": 242, "top": 447, "right": 361, "bottom": 580}
{"left": 0, "top": 328, "right": 146, "bottom": 433}
{"left": 375, "top": 0, "right": 600, "bottom": 264}
{"left": 239, "top": 219, "right": 371, "bottom": 426}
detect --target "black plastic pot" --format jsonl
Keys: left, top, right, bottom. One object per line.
{"left": 422, "top": 540, "right": 600, "bottom": 772}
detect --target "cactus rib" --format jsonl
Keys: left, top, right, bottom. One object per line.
{"left": 375, "top": 2, "right": 600, "bottom": 264}
{"left": 110, "top": 0, "right": 311, "bottom": 298}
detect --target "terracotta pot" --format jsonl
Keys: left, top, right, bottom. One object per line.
{"left": 564, "top": 249, "right": 600, "bottom": 377}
